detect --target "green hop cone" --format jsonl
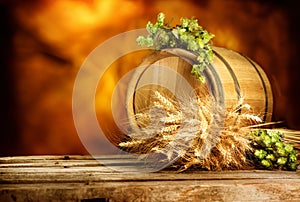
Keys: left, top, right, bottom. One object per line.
{"left": 289, "top": 162, "right": 298, "bottom": 171}
{"left": 285, "top": 144, "right": 294, "bottom": 154}
{"left": 269, "top": 130, "right": 282, "bottom": 143}
{"left": 275, "top": 141, "right": 284, "bottom": 149}
{"left": 261, "top": 159, "right": 272, "bottom": 169}
{"left": 277, "top": 148, "right": 286, "bottom": 157}
{"left": 290, "top": 151, "right": 298, "bottom": 162}
{"left": 277, "top": 157, "right": 287, "bottom": 165}
{"left": 266, "top": 154, "right": 276, "bottom": 162}
{"left": 250, "top": 129, "right": 299, "bottom": 171}
{"left": 254, "top": 149, "right": 267, "bottom": 160}
{"left": 260, "top": 132, "right": 272, "bottom": 147}
{"left": 187, "top": 39, "right": 199, "bottom": 51}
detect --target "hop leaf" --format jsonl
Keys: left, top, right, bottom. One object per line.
{"left": 192, "top": 64, "right": 206, "bottom": 82}
{"left": 180, "top": 17, "right": 189, "bottom": 28}
{"left": 157, "top": 12, "right": 165, "bottom": 26}
{"left": 136, "top": 36, "right": 153, "bottom": 47}
{"left": 136, "top": 12, "right": 214, "bottom": 83}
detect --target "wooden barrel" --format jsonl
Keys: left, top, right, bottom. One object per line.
{"left": 126, "top": 46, "right": 273, "bottom": 129}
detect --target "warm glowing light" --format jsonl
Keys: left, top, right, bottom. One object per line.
{"left": 10, "top": 0, "right": 292, "bottom": 154}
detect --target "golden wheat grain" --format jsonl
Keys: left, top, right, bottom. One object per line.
{"left": 119, "top": 140, "right": 144, "bottom": 147}
{"left": 163, "top": 112, "right": 183, "bottom": 124}
{"left": 119, "top": 90, "right": 275, "bottom": 171}
{"left": 154, "top": 91, "right": 177, "bottom": 112}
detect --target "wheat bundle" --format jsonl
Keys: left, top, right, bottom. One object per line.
{"left": 119, "top": 89, "right": 269, "bottom": 171}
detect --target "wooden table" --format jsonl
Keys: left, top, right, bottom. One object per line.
{"left": 1, "top": 155, "right": 300, "bottom": 201}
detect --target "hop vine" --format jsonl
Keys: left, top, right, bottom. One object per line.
{"left": 137, "top": 12, "right": 214, "bottom": 83}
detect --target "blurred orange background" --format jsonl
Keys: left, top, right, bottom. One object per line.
{"left": 1, "top": 0, "right": 300, "bottom": 156}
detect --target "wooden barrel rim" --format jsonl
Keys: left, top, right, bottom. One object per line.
{"left": 131, "top": 49, "right": 226, "bottom": 118}
{"left": 126, "top": 47, "right": 273, "bottom": 131}
{"left": 242, "top": 55, "right": 270, "bottom": 122}
{"left": 213, "top": 50, "right": 242, "bottom": 101}
{"left": 213, "top": 48, "right": 272, "bottom": 122}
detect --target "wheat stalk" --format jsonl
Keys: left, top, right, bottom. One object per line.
{"left": 119, "top": 89, "right": 267, "bottom": 171}
{"left": 119, "top": 88, "right": 300, "bottom": 171}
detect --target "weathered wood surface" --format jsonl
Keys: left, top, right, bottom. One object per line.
{"left": 1, "top": 155, "right": 300, "bottom": 202}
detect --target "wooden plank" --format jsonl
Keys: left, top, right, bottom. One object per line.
{"left": 1, "top": 155, "right": 300, "bottom": 201}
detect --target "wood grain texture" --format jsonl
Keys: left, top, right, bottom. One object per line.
{"left": 126, "top": 47, "right": 273, "bottom": 133}
{"left": 1, "top": 155, "right": 300, "bottom": 202}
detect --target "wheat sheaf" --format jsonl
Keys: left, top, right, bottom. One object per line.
{"left": 119, "top": 89, "right": 267, "bottom": 171}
